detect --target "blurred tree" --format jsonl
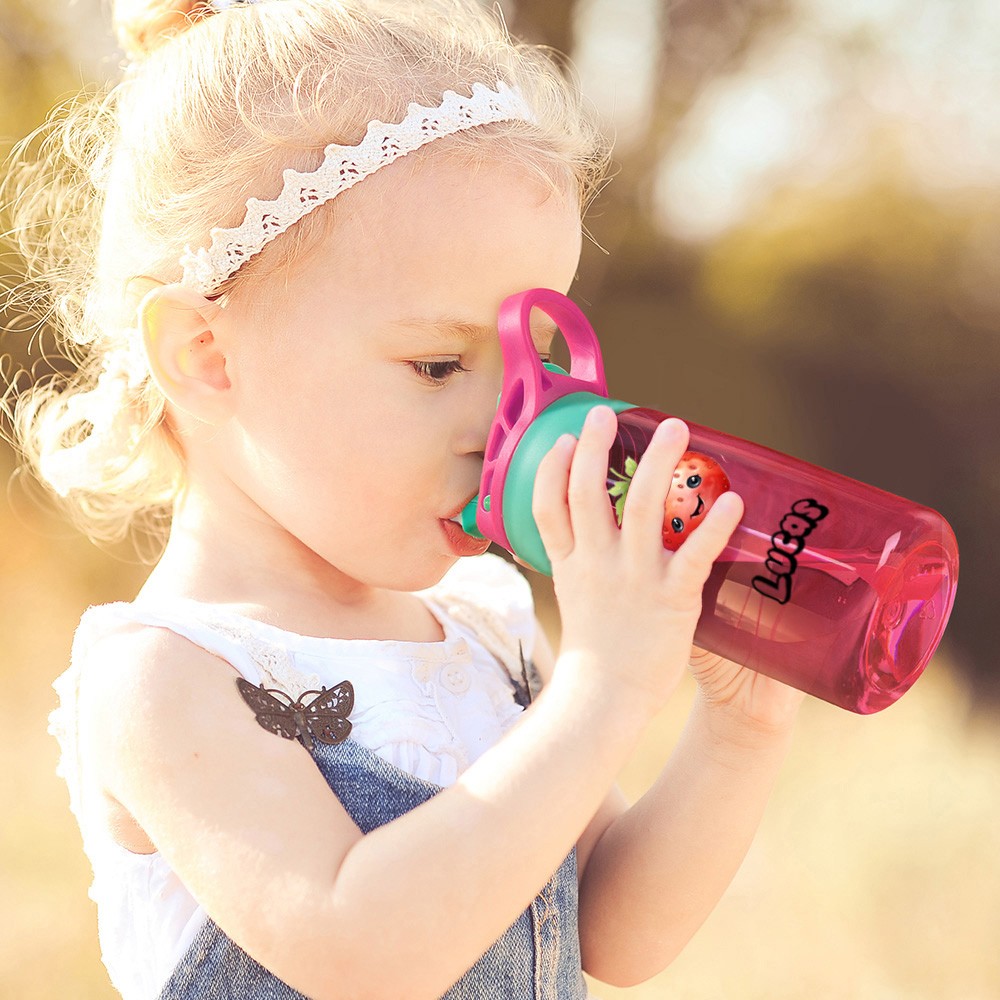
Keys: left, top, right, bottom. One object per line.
{"left": 510, "top": 0, "right": 791, "bottom": 296}
{"left": 510, "top": 0, "right": 994, "bottom": 706}
{"left": 506, "top": 0, "right": 578, "bottom": 67}
{"left": 0, "top": 5, "right": 77, "bottom": 142}
{"left": 697, "top": 172, "right": 999, "bottom": 701}
{"left": 0, "top": 1, "right": 83, "bottom": 385}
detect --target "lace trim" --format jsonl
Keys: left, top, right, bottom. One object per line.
{"left": 429, "top": 589, "right": 531, "bottom": 688}
{"left": 179, "top": 80, "right": 536, "bottom": 293}
{"left": 151, "top": 602, "right": 324, "bottom": 696}
{"left": 48, "top": 603, "right": 323, "bottom": 832}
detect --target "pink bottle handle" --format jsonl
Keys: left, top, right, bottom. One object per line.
{"left": 477, "top": 289, "right": 610, "bottom": 548}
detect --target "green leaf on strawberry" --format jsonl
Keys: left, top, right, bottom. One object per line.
{"left": 607, "top": 455, "right": 638, "bottom": 526}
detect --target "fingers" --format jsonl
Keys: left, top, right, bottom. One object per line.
{"left": 566, "top": 406, "right": 620, "bottom": 547}
{"left": 533, "top": 432, "right": 576, "bottom": 562}
{"left": 616, "top": 418, "right": 743, "bottom": 587}
{"left": 667, "top": 490, "right": 744, "bottom": 602}
{"left": 534, "top": 406, "right": 741, "bottom": 586}
{"left": 533, "top": 405, "right": 620, "bottom": 566}
{"left": 618, "top": 418, "right": 690, "bottom": 560}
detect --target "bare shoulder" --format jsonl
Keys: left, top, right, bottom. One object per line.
{"left": 74, "top": 616, "right": 364, "bottom": 980}
{"left": 79, "top": 617, "right": 359, "bottom": 876}
{"left": 77, "top": 620, "right": 246, "bottom": 795}
{"left": 78, "top": 615, "right": 229, "bottom": 713}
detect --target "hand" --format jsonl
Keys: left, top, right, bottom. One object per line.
{"left": 532, "top": 406, "right": 745, "bottom": 713}
{"left": 688, "top": 646, "right": 805, "bottom": 737}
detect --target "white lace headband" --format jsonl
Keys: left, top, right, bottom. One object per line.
{"left": 179, "top": 79, "right": 537, "bottom": 294}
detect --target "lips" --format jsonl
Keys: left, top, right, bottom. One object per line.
{"left": 693, "top": 494, "right": 705, "bottom": 518}
{"left": 440, "top": 515, "right": 491, "bottom": 556}
{"left": 444, "top": 494, "right": 479, "bottom": 524}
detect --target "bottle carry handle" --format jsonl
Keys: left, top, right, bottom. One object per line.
{"left": 477, "top": 288, "right": 610, "bottom": 548}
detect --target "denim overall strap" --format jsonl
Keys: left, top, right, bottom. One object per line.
{"left": 158, "top": 739, "right": 586, "bottom": 1000}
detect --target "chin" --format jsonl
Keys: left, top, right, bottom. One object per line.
{"left": 372, "top": 553, "right": 459, "bottom": 594}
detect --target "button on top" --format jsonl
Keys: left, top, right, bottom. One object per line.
{"left": 412, "top": 662, "right": 434, "bottom": 684}
{"left": 440, "top": 664, "right": 471, "bottom": 694}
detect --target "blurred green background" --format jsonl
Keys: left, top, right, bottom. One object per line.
{"left": 2, "top": 1, "right": 998, "bottom": 997}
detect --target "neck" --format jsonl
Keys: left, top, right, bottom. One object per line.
{"left": 139, "top": 486, "right": 440, "bottom": 642}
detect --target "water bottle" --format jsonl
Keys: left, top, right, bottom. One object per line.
{"left": 456, "top": 288, "right": 959, "bottom": 713}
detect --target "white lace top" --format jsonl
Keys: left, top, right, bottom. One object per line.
{"left": 49, "top": 554, "right": 539, "bottom": 1000}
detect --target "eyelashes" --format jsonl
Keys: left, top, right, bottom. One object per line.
{"left": 408, "top": 354, "right": 553, "bottom": 387}
{"left": 409, "top": 359, "right": 470, "bottom": 385}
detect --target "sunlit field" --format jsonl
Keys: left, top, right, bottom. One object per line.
{"left": 2, "top": 451, "right": 997, "bottom": 1000}
{"left": 595, "top": 664, "right": 1000, "bottom": 1000}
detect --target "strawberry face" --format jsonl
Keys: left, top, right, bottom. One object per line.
{"left": 662, "top": 452, "right": 730, "bottom": 550}
{"left": 608, "top": 448, "right": 730, "bottom": 552}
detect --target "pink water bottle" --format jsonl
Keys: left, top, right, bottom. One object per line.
{"left": 456, "top": 289, "right": 959, "bottom": 713}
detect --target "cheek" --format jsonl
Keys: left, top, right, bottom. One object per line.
{"left": 227, "top": 376, "right": 357, "bottom": 504}
{"left": 229, "top": 351, "right": 442, "bottom": 515}
{"left": 277, "top": 399, "right": 433, "bottom": 512}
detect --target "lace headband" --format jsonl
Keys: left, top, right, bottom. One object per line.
{"left": 179, "top": 80, "right": 537, "bottom": 293}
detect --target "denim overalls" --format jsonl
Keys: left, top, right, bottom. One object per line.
{"left": 158, "top": 738, "right": 585, "bottom": 999}
{"left": 137, "top": 601, "right": 588, "bottom": 1000}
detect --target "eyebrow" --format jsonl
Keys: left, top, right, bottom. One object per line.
{"left": 389, "top": 316, "right": 560, "bottom": 343}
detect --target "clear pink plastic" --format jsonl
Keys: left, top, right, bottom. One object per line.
{"left": 612, "top": 408, "right": 958, "bottom": 713}
{"left": 478, "top": 289, "right": 960, "bottom": 715}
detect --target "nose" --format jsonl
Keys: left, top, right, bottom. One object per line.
{"left": 456, "top": 366, "right": 503, "bottom": 457}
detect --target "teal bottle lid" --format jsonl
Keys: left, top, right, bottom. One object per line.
{"left": 500, "top": 393, "right": 633, "bottom": 575}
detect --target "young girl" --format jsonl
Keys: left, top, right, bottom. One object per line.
{"left": 6, "top": 1, "right": 803, "bottom": 996}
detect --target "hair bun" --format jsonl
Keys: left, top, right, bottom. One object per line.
{"left": 114, "top": 0, "right": 213, "bottom": 60}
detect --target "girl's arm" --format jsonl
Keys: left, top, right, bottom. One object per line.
{"left": 85, "top": 623, "right": 649, "bottom": 1000}
{"left": 575, "top": 649, "right": 801, "bottom": 985}
{"left": 85, "top": 408, "right": 740, "bottom": 1000}
{"left": 526, "top": 406, "right": 804, "bottom": 987}
{"left": 531, "top": 620, "right": 801, "bottom": 987}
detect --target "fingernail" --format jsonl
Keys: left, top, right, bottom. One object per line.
{"left": 585, "top": 405, "right": 612, "bottom": 429}
{"left": 655, "top": 417, "right": 685, "bottom": 438}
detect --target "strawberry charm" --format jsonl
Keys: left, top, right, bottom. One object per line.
{"left": 608, "top": 449, "right": 730, "bottom": 551}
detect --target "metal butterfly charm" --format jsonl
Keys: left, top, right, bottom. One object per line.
{"left": 236, "top": 678, "right": 355, "bottom": 750}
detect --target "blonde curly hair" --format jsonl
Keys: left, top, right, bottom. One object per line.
{"left": 2, "top": 0, "right": 610, "bottom": 548}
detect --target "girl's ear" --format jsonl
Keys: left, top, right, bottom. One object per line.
{"left": 138, "top": 283, "right": 234, "bottom": 424}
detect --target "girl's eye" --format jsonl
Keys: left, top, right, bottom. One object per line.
{"left": 410, "top": 359, "right": 469, "bottom": 385}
